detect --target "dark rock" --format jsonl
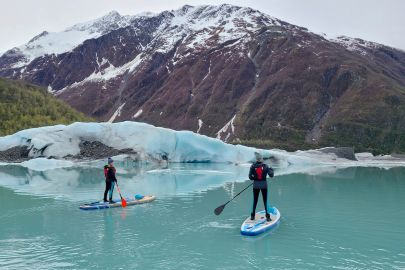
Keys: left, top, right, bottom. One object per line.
{"left": 0, "top": 140, "right": 137, "bottom": 162}
{"left": 0, "top": 146, "right": 30, "bottom": 162}
{"left": 71, "top": 141, "right": 136, "bottom": 160}
{"left": 319, "top": 147, "right": 357, "bottom": 161}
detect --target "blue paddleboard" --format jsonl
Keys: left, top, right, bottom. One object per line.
{"left": 240, "top": 207, "right": 281, "bottom": 236}
{"left": 79, "top": 195, "right": 155, "bottom": 210}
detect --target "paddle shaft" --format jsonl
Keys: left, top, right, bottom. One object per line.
{"left": 115, "top": 182, "right": 123, "bottom": 199}
{"left": 223, "top": 182, "right": 253, "bottom": 207}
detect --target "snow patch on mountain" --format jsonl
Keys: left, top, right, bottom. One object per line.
{"left": 108, "top": 103, "right": 126, "bottom": 123}
{"left": 202, "top": 60, "right": 211, "bottom": 81}
{"left": 197, "top": 119, "right": 203, "bottom": 133}
{"left": 56, "top": 53, "right": 144, "bottom": 92}
{"left": 47, "top": 85, "right": 54, "bottom": 93}
{"left": 133, "top": 109, "right": 143, "bottom": 119}
{"left": 330, "top": 36, "right": 382, "bottom": 55}
{"left": 217, "top": 115, "right": 236, "bottom": 142}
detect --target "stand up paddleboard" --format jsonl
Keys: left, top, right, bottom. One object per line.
{"left": 79, "top": 195, "right": 155, "bottom": 210}
{"left": 240, "top": 207, "right": 281, "bottom": 236}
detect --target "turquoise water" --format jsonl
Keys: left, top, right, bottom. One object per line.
{"left": 1, "top": 164, "right": 405, "bottom": 269}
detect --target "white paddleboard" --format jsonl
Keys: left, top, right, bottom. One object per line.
{"left": 79, "top": 195, "right": 155, "bottom": 210}
{"left": 240, "top": 207, "right": 281, "bottom": 236}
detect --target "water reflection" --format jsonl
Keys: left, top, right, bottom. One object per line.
{"left": 0, "top": 163, "right": 246, "bottom": 201}
{"left": 1, "top": 163, "right": 405, "bottom": 204}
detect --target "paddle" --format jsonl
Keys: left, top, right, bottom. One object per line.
{"left": 114, "top": 182, "right": 127, "bottom": 208}
{"left": 214, "top": 182, "right": 253, "bottom": 215}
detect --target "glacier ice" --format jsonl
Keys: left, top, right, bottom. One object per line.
{"left": 1, "top": 121, "right": 405, "bottom": 173}
{"left": 1, "top": 121, "right": 405, "bottom": 201}
{"left": 0, "top": 121, "right": 273, "bottom": 163}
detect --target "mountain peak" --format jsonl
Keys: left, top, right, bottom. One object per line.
{"left": 28, "top": 31, "right": 49, "bottom": 44}
{"left": 169, "top": 4, "right": 255, "bottom": 18}
{"left": 178, "top": 4, "right": 194, "bottom": 12}
{"left": 67, "top": 10, "right": 129, "bottom": 34}
{"left": 0, "top": 4, "right": 282, "bottom": 69}
{"left": 103, "top": 10, "right": 121, "bottom": 18}
{"left": 329, "top": 35, "right": 384, "bottom": 56}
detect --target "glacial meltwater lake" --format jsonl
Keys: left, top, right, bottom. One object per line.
{"left": 0, "top": 163, "right": 404, "bottom": 269}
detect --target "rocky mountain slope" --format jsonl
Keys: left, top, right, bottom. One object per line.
{"left": 1, "top": 4, "right": 405, "bottom": 153}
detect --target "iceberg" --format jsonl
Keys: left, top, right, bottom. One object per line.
{"left": 0, "top": 121, "right": 311, "bottom": 164}
{"left": 1, "top": 121, "right": 405, "bottom": 171}
{"left": 1, "top": 121, "right": 405, "bottom": 201}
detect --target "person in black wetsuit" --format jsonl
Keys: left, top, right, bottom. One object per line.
{"left": 103, "top": 157, "right": 118, "bottom": 203}
{"left": 249, "top": 152, "right": 274, "bottom": 221}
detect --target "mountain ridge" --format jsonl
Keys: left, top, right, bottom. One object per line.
{"left": 2, "top": 5, "right": 403, "bottom": 65}
{"left": 1, "top": 4, "right": 405, "bottom": 154}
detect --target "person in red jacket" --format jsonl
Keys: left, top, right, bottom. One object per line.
{"left": 249, "top": 152, "right": 274, "bottom": 221}
{"left": 103, "top": 157, "right": 118, "bottom": 203}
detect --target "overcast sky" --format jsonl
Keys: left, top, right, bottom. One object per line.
{"left": 0, "top": 0, "right": 404, "bottom": 52}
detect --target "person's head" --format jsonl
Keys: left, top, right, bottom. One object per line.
{"left": 254, "top": 152, "right": 263, "bottom": 162}
{"left": 108, "top": 157, "right": 114, "bottom": 165}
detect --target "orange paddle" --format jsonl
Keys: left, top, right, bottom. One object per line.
{"left": 115, "top": 182, "right": 127, "bottom": 208}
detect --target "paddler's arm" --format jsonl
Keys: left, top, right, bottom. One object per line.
{"left": 108, "top": 167, "right": 118, "bottom": 183}
{"left": 249, "top": 165, "right": 255, "bottom": 180}
{"left": 267, "top": 166, "right": 274, "bottom": 178}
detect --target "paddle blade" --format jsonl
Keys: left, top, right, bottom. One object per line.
{"left": 214, "top": 204, "right": 226, "bottom": 215}
{"left": 121, "top": 197, "right": 127, "bottom": 208}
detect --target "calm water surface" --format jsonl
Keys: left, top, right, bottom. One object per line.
{"left": 0, "top": 164, "right": 404, "bottom": 269}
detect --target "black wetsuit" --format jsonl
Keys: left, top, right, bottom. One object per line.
{"left": 103, "top": 166, "right": 117, "bottom": 201}
{"left": 249, "top": 161, "right": 274, "bottom": 214}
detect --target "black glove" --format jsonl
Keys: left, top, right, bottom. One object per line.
{"left": 269, "top": 168, "right": 274, "bottom": 178}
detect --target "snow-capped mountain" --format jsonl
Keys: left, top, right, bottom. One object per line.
{"left": 1, "top": 4, "right": 405, "bottom": 153}
{"left": 0, "top": 11, "right": 134, "bottom": 69}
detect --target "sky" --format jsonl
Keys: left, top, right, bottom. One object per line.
{"left": 0, "top": 0, "right": 404, "bottom": 52}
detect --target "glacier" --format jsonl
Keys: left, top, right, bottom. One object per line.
{"left": 1, "top": 121, "right": 405, "bottom": 201}
{"left": 0, "top": 121, "right": 278, "bottom": 163}
{"left": 1, "top": 121, "right": 405, "bottom": 169}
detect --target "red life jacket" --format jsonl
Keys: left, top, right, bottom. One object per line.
{"left": 104, "top": 165, "right": 116, "bottom": 178}
{"left": 255, "top": 165, "right": 265, "bottom": 180}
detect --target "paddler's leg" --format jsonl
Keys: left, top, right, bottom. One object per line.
{"left": 262, "top": 188, "right": 268, "bottom": 213}
{"left": 251, "top": 188, "right": 260, "bottom": 220}
{"left": 262, "top": 188, "right": 271, "bottom": 222}
{"left": 104, "top": 181, "right": 111, "bottom": 202}
{"left": 108, "top": 182, "right": 115, "bottom": 202}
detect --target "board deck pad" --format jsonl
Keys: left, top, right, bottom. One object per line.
{"left": 240, "top": 207, "right": 281, "bottom": 236}
{"left": 79, "top": 195, "right": 155, "bottom": 210}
